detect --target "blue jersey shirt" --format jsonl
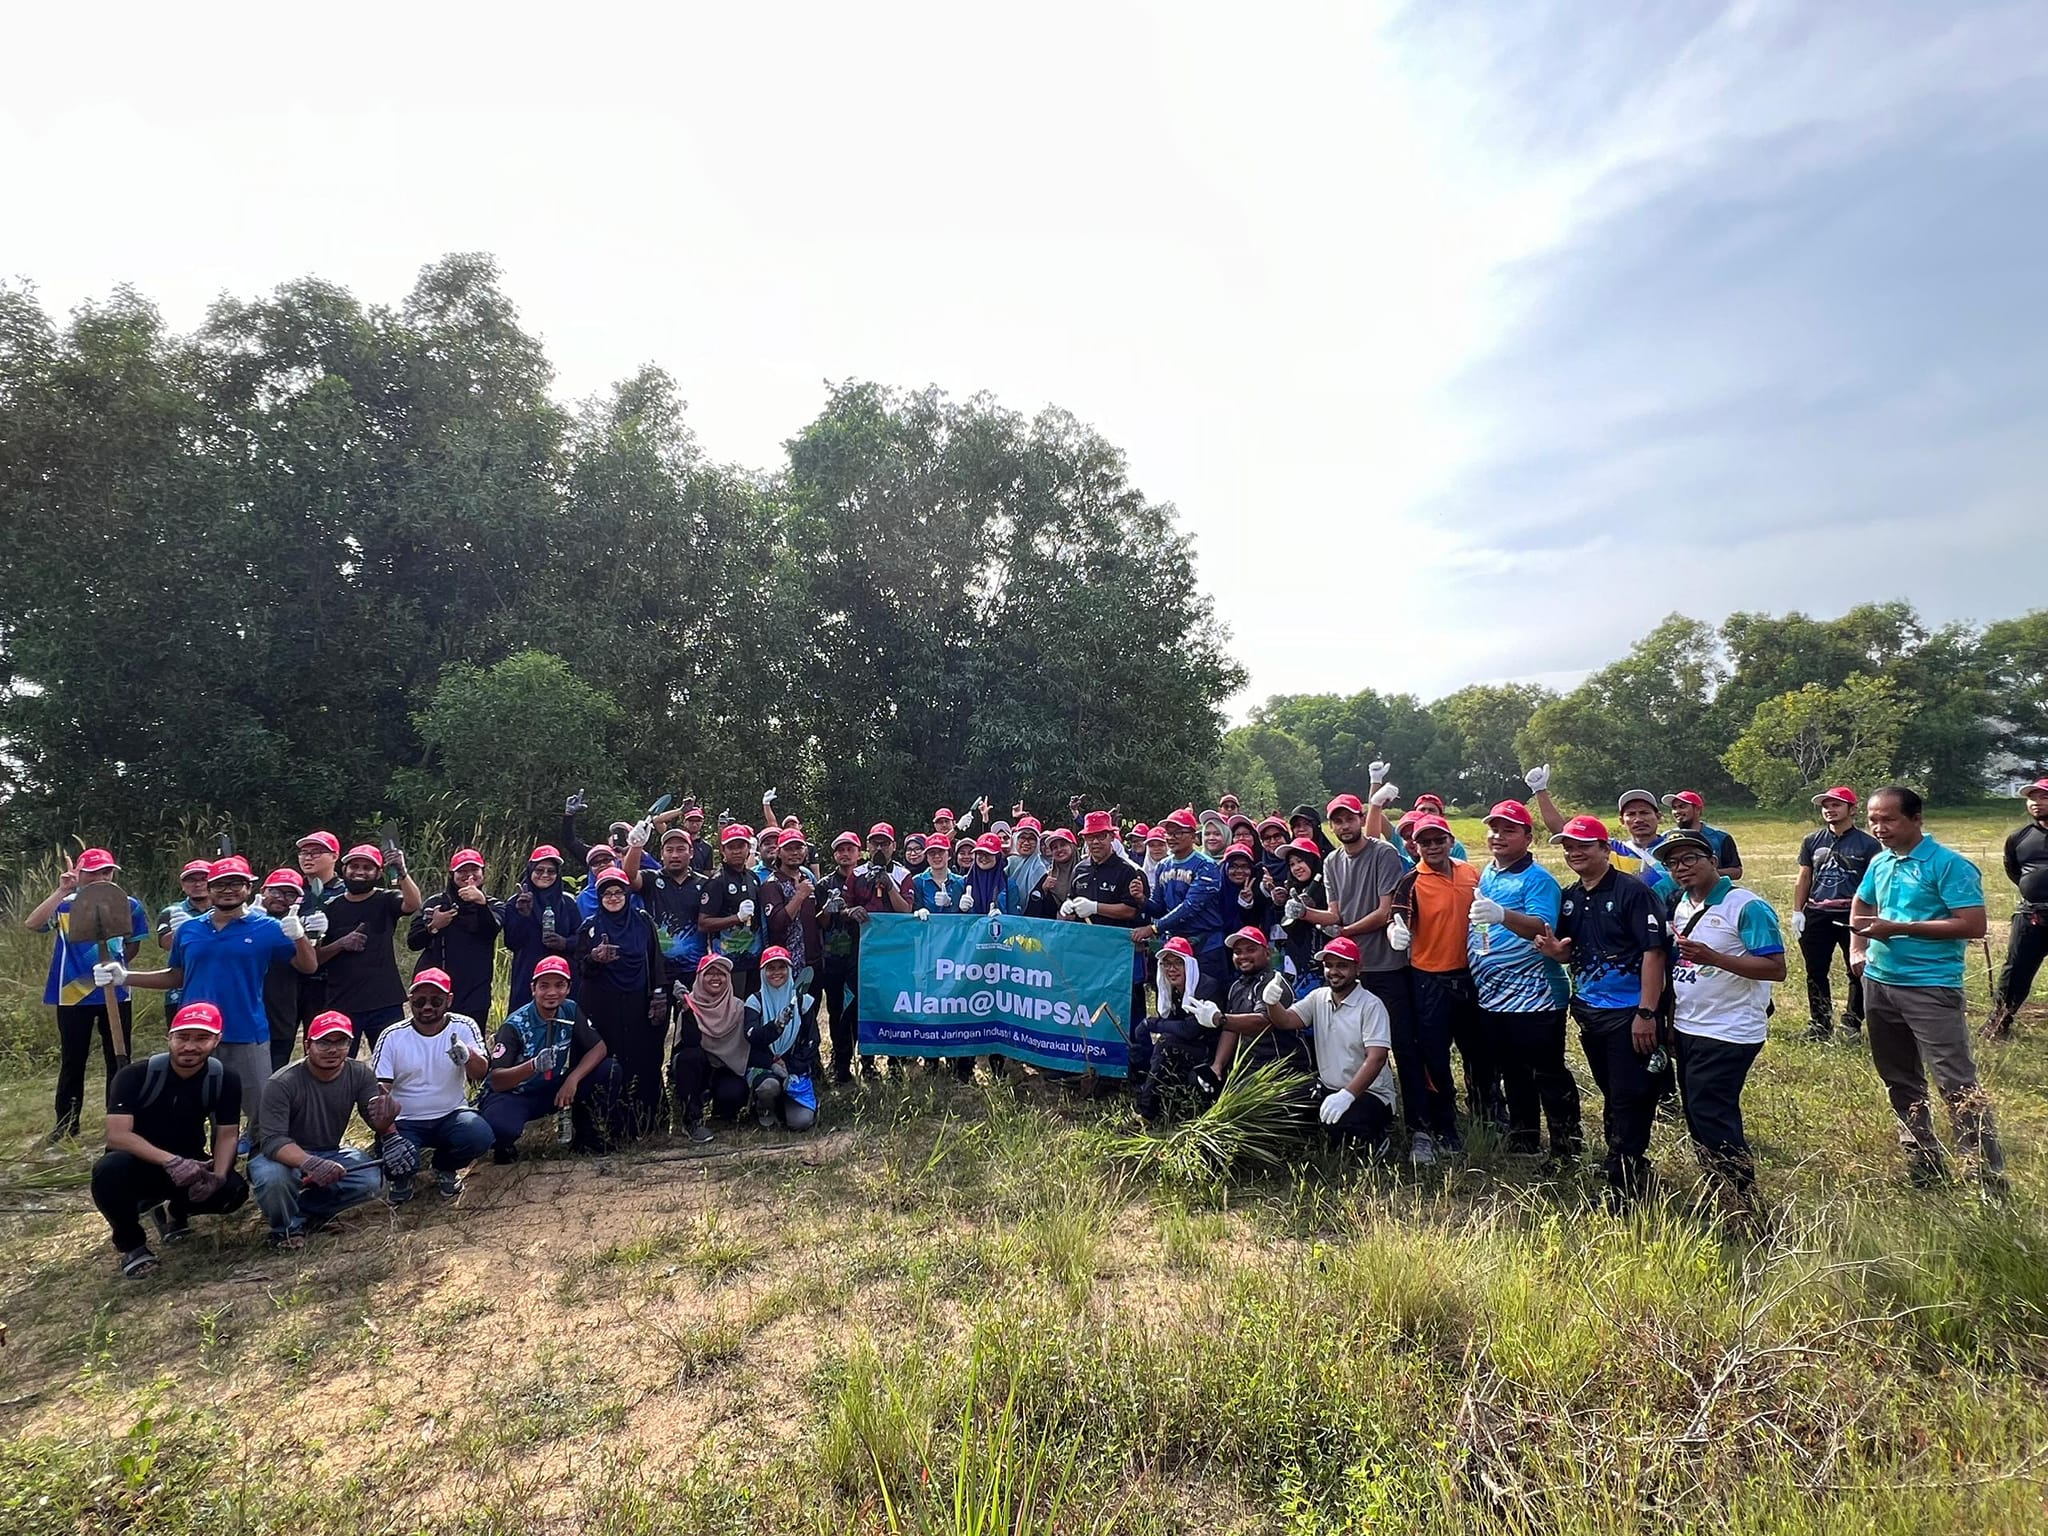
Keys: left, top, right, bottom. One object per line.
{"left": 169, "top": 909, "right": 299, "bottom": 1045}
{"left": 1855, "top": 835, "right": 1984, "bottom": 989}
{"left": 41, "top": 893, "right": 150, "bottom": 1007}
{"left": 910, "top": 870, "right": 968, "bottom": 913}
{"left": 1145, "top": 850, "right": 1232, "bottom": 953}
{"left": 1468, "top": 857, "right": 1569, "bottom": 1012}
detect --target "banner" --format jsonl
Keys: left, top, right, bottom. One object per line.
{"left": 856, "top": 912, "right": 1133, "bottom": 1076}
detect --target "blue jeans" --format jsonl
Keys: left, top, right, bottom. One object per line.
{"left": 248, "top": 1147, "right": 384, "bottom": 1236}
{"left": 391, "top": 1109, "right": 495, "bottom": 1175}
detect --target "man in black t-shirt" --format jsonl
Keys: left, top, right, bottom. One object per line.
{"left": 313, "top": 843, "right": 422, "bottom": 1051}
{"left": 1988, "top": 777, "right": 2048, "bottom": 1039}
{"left": 1533, "top": 815, "right": 1668, "bottom": 1207}
{"left": 1061, "top": 811, "right": 1150, "bottom": 1033}
{"left": 698, "top": 825, "right": 763, "bottom": 1001}
{"left": 91, "top": 1002, "right": 250, "bottom": 1277}
{"left": 1791, "top": 787, "right": 1883, "bottom": 1041}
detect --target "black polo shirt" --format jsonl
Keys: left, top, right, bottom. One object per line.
{"left": 1799, "top": 825, "right": 1883, "bottom": 913}
{"left": 698, "top": 864, "right": 761, "bottom": 962}
{"left": 2005, "top": 822, "right": 2048, "bottom": 906}
{"left": 1067, "top": 854, "right": 1147, "bottom": 928}
{"left": 1556, "top": 867, "right": 1666, "bottom": 1014}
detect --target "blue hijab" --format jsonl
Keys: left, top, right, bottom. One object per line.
{"left": 753, "top": 966, "right": 802, "bottom": 1056}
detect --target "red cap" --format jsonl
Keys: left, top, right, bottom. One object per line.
{"left": 342, "top": 843, "right": 385, "bottom": 869}
{"left": 1014, "top": 817, "right": 1043, "bottom": 834}
{"left": 1284, "top": 836, "right": 1324, "bottom": 861}
{"left": 1812, "top": 787, "right": 1859, "bottom": 807}
{"left": 297, "top": 831, "right": 341, "bottom": 857}
{"left": 594, "top": 867, "right": 632, "bottom": 888}
{"left": 1326, "top": 794, "right": 1365, "bottom": 817}
{"left": 1408, "top": 814, "right": 1453, "bottom": 839}
{"left": 661, "top": 827, "right": 692, "bottom": 847}
{"left": 924, "top": 834, "right": 952, "bottom": 853}
{"left": 169, "top": 1000, "right": 224, "bottom": 1035}
{"left": 306, "top": 1010, "right": 354, "bottom": 1041}
{"left": 262, "top": 867, "right": 305, "bottom": 891}
{"left": 180, "top": 859, "right": 213, "bottom": 878}
{"left": 528, "top": 844, "right": 563, "bottom": 864}
{"left": 1042, "top": 826, "right": 1076, "bottom": 846}
{"left": 777, "top": 829, "right": 809, "bottom": 848}
{"left": 1225, "top": 925, "right": 1270, "bottom": 950}
{"left": 208, "top": 856, "right": 254, "bottom": 881}
{"left": 1158, "top": 936, "right": 1196, "bottom": 960}
{"left": 1222, "top": 843, "right": 1255, "bottom": 863}
{"left": 410, "top": 967, "right": 454, "bottom": 995}
{"left": 532, "top": 955, "right": 572, "bottom": 981}
{"left": 933, "top": 807, "right": 954, "bottom": 822}
{"left": 1662, "top": 790, "right": 1705, "bottom": 810}
{"left": 2023, "top": 780, "right": 2048, "bottom": 798}
{"left": 1257, "top": 817, "right": 1289, "bottom": 836}
{"left": 1483, "top": 800, "right": 1534, "bottom": 829}
{"left": 76, "top": 848, "right": 118, "bottom": 874}
{"left": 1080, "top": 810, "right": 1116, "bottom": 836}
{"left": 868, "top": 822, "right": 897, "bottom": 843}
{"left": 449, "top": 848, "right": 485, "bottom": 871}
{"left": 720, "top": 824, "right": 753, "bottom": 845}
{"left": 1549, "top": 814, "right": 1610, "bottom": 845}
{"left": 760, "top": 946, "right": 793, "bottom": 967}
{"left": 1413, "top": 793, "right": 1445, "bottom": 813}
{"left": 1162, "top": 808, "right": 1199, "bottom": 832}
{"left": 1227, "top": 813, "right": 1255, "bottom": 830}
{"left": 974, "top": 832, "right": 1004, "bottom": 853}
{"left": 832, "top": 831, "right": 861, "bottom": 850}
{"left": 1144, "top": 826, "right": 1169, "bottom": 843}
{"left": 1316, "top": 936, "right": 1363, "bottom": 965}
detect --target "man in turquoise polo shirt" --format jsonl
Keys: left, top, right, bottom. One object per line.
{"left": 1849, "top": 785, "right": 2005, "bottom": 1188}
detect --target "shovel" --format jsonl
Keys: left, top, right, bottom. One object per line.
{"left": 68, "top": 878, "right": 137, "bottom": 1069}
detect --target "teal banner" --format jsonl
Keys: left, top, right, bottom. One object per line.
{"left": 856, "top": 912, "right": 1134, "bottom": 1076}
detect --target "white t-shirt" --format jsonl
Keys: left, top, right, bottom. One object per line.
{"left": 1291, "top": 984, "right": 1397, "bottom": 1108}
{"left": 1669, "top": 885, "right": 1782, "bottom": 1045}
{"left": 372, "top": 1013, "right": 486, "bottom": 1120}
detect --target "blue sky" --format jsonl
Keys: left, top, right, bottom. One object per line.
{"left": 6, "top": 2, "right": 2045, "bottom": 708}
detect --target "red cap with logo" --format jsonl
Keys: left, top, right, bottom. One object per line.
{"left": 411, "top": 967, "right": 454, "bottom": 995}
{"left": 1661, "top": 790, "right": 1705, "bottom": 810}
{"left": 594, "top": 867, "right": 632, "bottom": 888}
{"left": 1408, "top": 814, "right": 1453, "bottom": 839}
{"left": 1158, "top": 935, "right": 1196, "bottom": 960}
{"left": 1326, "top": 793, "right": 1365, "bottom": 817}
{"left": 449, "top": 848, "right": 485, "bottom": 872}
{"left": 342, "top": 843, "right": 385, "bottom": 869}
{"left": 832, "top": 831, "right": 861, "bottom": 850}
{"left": 720, "top": 823, "right": 754, "bottom": 845}
{"left": 778, "top": 829, "right": 809, "bottom": 848}
{"left": 208, "top": 856, "right": 254, "bottom": 881}
{"left": 760, "top": 946, "right": 793, "bottom": 968}
{"left": 76, "top": 848, "right": 118, "bottom": 874}
{"left": 868, "top": 822, "right": 898, "bottom": 843}
{"left": 1413, "top": 793, "right": 1445, "bottom": 813}
{"left": 297, "top": 831, "right": 341, "bottom": 857}
{"left": 1161, "top": 807, "right": 1199, "bottom": 833}
{"left": 1225, "top": 924, "right": 1270, "bottom": 950}
{"left": 2022, "top": 780, "right": 2048, "bottom": 798}
{"left": 924, "top": 834, "right": 952, "bottom": 853}
{"left": 661, "top": 827, "right": 692, "bottom": 847}
{"left": 263, "top": 867, "right": 305, "bottom": 891}
{"left": 180, "top": 859, "right": 213, "bottom": 878}
{"left": 975, "top": 832, "right": 1004, "bottom": 853}
{"left": 1483, "top": 800, "right": 1534, "bottom": 829}
{"left": 1014, "top": 817, "right": 1042, "bottom": 835}
{"left": 1315, "top": 935, "right": 1363, "bottom": 966}
{"left": 1080, "top": 811, "right": 1116, "bottom": 836}
{"left": 533, "top": 956, "right": 572, "bottom": 981}
{"left": 933, "top": 807, "right": 955, "bottom": 823}
{"left": 307, "top": 1010, "right": 354, "bottom": 1041}
{"left": 170, "top": 1001, "right": 224, "bottom": 1035}
{"left": 1811, "top": 787, "right": 1859, "bottom": 807}
{"left": 1285, "top": 836, "right": 1324, "bottom": 861}
{"left": 529, "top": 844, "right": 563, "bottom": 864}
{"left": 1549, "top": 814, "right": 1611, "bottom": 845}
{"left": 1042, "top": 826, "right": 1076, "bottom": 846}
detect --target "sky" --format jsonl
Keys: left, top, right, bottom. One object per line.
{"left": 7, "top": 1, "right": 2046, "bottom": 713}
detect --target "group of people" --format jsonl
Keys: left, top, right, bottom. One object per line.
{"left": 28, "top": 768, "right": 2033, "bottom": 1278}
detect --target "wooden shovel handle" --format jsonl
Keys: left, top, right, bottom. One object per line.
{"left": 97, "top": 939, "right": 129, "bottom": 1063}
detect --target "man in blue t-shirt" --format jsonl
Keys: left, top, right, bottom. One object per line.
{"left": 24, "top": 848, "right": 150, "bottom": 1145}
{"left": 1849, "top": 786, "right": 2005, "bottom": 1188}
{"left": 99, "top": 856, "right": 319, "bottom": 1141}
{"left": 1466, "top": 801, "right": 1578, "bottom": 1164}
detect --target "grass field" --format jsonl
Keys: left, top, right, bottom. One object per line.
{"left": 1, "top": 811, "right": 2045, "bottom": 1534}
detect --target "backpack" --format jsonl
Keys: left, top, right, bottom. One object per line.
{"left": 137, "top": 1052, "right": 225, "bottom": 1119}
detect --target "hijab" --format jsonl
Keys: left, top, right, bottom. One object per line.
{"left": 1008, "top": 846, "right": 1048, "bottom": 911}
{"left": 753, "top": 964, "right": 803, "bottom": 1057}
{"left": 589, "top": 888, "right": 650, "bottom": 993}
{"left": 1043, "top": 840, "right": 1080, "bottom": 907}
{"left": 965, "top": 857, "right": 1008, "bottom": 915}
{"left": 689, "top": 955, "right": 749, "bottom": 1075}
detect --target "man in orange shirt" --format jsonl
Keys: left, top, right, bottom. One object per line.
{"left": 1392, "top": 814, "right": 1500, "bottom": 1152}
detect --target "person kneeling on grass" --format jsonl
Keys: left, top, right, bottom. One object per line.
{"left": 1655, "top": 832, "right": 1785, "bottom": 1228}
{"left": 92, "top": 1002, "right": 249, "bottom": 1279}
{"left": 1238, "top": 936, "right": 1397, "bottom": 1154}
{"left": 248, "top": 1010, "right": 395, "bottom": 1249}
{"left": 481, "top": 956, "right": 627, "bottom": 1160}
{"left": 744, "top": 947, "right": 820, "bottom": 1131}
{"left": 1131, "top": 937, "right": 1227, "bottom": 1123}
{"left": 372, "top": 968, "right": 492, "bottom": 1204}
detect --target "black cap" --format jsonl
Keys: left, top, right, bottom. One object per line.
{"left": 1652, "top": 831, "right": 1714, "bottom": 865}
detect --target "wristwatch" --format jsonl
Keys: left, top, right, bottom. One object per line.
{"left": 1634, "top": 1007, "right": 1657, "bottom": 1019}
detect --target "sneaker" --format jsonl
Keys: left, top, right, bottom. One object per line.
{"left": 435, "top": 1171, "right": 463, "bottom": 1202}
{"left": 388, "top": 1176, "right": 416, "bottom": 1205}
{"left": 1802, "top": 1021, "right": 1833, "bottom": 1043}
{"left": 120, "top": 1245, "right": 159, "bottom": 1279}
{"left": 685, "top": 1124, "right": 714, "bottom": 1145}
{"left": 1409, "top": 1132, "right": 1438, "bottom": 1167}
{"left": 267, "top": 1230, "right": 306, "bottom": 1251}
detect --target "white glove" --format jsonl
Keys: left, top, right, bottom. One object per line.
{"left": 1261, "top": 973, "right": 1290, "bottom": 1007}
{"left": 1523, "top": 765, "right": 1550, "bottom": 793}
{"left": 1069, "top": 897, "right": 1099, "bottom": 919}
{"left": 1369, "top": 783, "right": 1400, "bottom": 808}
{"left": 166, "top": 908, "right": 192, "bottom": 931}
{"left": 1058, "top": 898, "right": 1077, "bottom": 918}
{"left": 933, "top": 889, "right": 952, "bottom": 909}
{"left": 1469, "top": 896, "right": 1505, "bottom": 926}
{"left": 1388, "top": 914, "right": 1412, "bottom": 952}
{"left": 912, "top": 908, "right": 930, "bottom": 922}
{"left": 93, "top": 961, "right": 128, "bottom": 988}
{"left": 302, "top": 908, "right": 329, "bottom": 937}
{"left": 279, "top": 904, "right": 306, "bottom": 941}
{"left": 1368, "top": 760, "right": 1391, "bottom": 788}
{"left": 529, "top": 1044, "right": 561, "bottom": 1077}
{"left": 446, "top": 1035, "right": 472, "bottom": 1067}
{"left": 1319, "top": 1088, "right": 1355, "bottom": 1125}
{"left": 736, "top": 899, "right": 755, "bottom": 921}
{"left": 956, "top": 809, "right": 974, "bottom": 831}
{"left": 1283, "top": 897, "right": 1305, "bottom": 924}
{"left": 762, "top": 787, "right": 777, "bottom": 804}
{"left": 1188, "top": 998, "right": 1221, "bottom": 1029}
{"left": 1791, "top": 911, "right": 1806, "bottom": 938}
{"left": 958, "top": 890, "right": 975, "bottom": 912}
{"left": 628, "top": 819, "right": 653, "bottom": 847}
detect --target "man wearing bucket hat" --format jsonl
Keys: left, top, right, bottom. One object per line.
{"left": 92, "top": 1001, "right": 250, "bottom": 1278}
{"left": 248, "top": 1010, "right": 396, "bottom": 1247}
{"left": 24, "top": 847, "right": 150, "bottom": 1145}
{"left": 1251, "top": 936, "right": 1398, "bottom": 1152}
{"left": 1985, "top": 776, "right": 2048, "bottom": 1039}
{"left": 1790, "top": 787, "right": 1880, "bottom": 1041}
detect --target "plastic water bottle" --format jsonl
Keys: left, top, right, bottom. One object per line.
{"left": 541, "top": 906, "right": 557, "bottom": 940}
{"left": 556, "top": 1107, "right": 574, "bottom": 1146}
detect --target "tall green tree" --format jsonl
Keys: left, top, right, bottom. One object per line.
{"left": 1427, "top": 682, "right": 1557, "bottom": 809}
{"left": 1209, "top": 725, "right": 1326, "bottom": 815}
{"left": 1722, "top": 675, "right": 1908, "bottom": 808}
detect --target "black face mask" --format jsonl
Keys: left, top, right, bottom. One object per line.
{"left": 343, "top": 875, "right": 378, "bottom": 895}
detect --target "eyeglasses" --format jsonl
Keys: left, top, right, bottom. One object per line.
{"left": 1664, "top": 850, "right": 1709, "bottom": 869}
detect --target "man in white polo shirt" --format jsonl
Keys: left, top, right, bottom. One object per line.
{"left": 1657, "top": 831, "right": 1785, "bottom": 1226}
{"left": 372, "top": 967, "right": 492, "bottom": 1203}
